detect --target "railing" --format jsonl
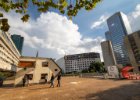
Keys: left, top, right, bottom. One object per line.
{"left": 79, "top": 73, "right": 104, "bottom": 78}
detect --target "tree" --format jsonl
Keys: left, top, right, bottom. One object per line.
{"left": 81, "top": 69, "right": 89, "bottom": 73}
{"left": 89, "top": 62, "right": 104, "bottom": 73}
{"left": 0, "top": 0, "right": 101, "bottom": 22}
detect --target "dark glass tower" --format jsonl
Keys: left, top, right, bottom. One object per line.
{"left": 106, "top": 12, "right": 132, "bottom": 65}
{"left": 11, "top": 34, "right": 24, "bottom": 54}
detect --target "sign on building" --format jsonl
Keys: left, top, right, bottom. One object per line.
{"left": 107, "top": 66, "right": 119, "bottom": 78}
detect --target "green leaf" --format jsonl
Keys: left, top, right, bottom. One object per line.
{"left": 21, "top": 14, "right": 30, "bottom": 22}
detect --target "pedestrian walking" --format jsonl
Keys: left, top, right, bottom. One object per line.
{"left": 49, "top": 73, "right": 54, "bottom": 88}
{"left": 22, "top": 76, "right": 26, "bottom": 87}
{"left": 45, "top": 74, "right": 48, "bottom": 83}
{"left": 57, "top": 73, "right": 61, "bottom": 87}
{"left": 26, "top": 75, "right": 30, "bottom": 86}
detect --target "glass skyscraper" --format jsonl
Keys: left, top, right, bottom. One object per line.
{"left": 106, "top": 12, "right": 132, "bottom": 65}
{"left": 11, "top": 34, "right": 24, "bottom": 54}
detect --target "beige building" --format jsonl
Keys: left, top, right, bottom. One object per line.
{"left": 15, "top": 56, "right": 61, "bottom": 86}
{"left": 0, "top": 19, "right": 20, "bottom": 72}
{"left": 124, "top": 30, "right": 140, "bottom": 72}
{"left": 101, "top": 41, "right": 117, "bottom": 68}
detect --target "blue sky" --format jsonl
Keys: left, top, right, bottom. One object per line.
{"left": 28, "top": 0, "right": 140, "bottom": 38}
{"left": 3, "top": 0, "right": 140, "bottom": 61}
{"left": 72, "top": 0, "right": 140, "bottom": 38}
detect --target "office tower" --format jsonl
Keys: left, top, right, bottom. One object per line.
{"left": 105, "top": 31, "right": 112, "bottom": 41}
{"left": 64, "top": 52, "right": 101, "bottom": 73}
{"left": 124, "top": 30, "right": 140, "bottom": 72}
{"left": 101, "top": 41, "right": 117, "bottom": 68}
{"left": 106, "top": 12, "right": 132, "bottom": 65}
{"left": 11, "top": 34, "right": 24, "bottom": 54}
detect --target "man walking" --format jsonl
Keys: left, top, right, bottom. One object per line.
{"left": 57, "top": 73, "right": 61, "bottom": 87}
{"left": 22, "top": 76, "right": 26, "bottom": 87}
{"left": 50, "top": 73, "right": 54, "bottom": 88}
{"left": 45, "top": 74, "right": 48, "bottom": 84}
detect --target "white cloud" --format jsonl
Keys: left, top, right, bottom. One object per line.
{"left": 131, "top": 4, "right": 140, "bottom": 18}
{"left": 128, "top": 4, "right": 140, "bottom": 32}
{"left": 90, "top": 14, "right": 110, "bottom": 29}
{"left": 90, "top": 3, "right": 140, "bottom": 32}
{"left": 2, "top": 11, "right": 104, "bottom": 61}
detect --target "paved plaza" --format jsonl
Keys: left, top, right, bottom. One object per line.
{"left": 0, "top": 77, "right": 140, "bottom": 100}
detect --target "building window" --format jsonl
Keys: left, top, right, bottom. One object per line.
{"left": 55, "top": 69, "right": 58, "bottom": 71}
{"left": 26, "top": 74, "right": 33, "bottom": 80}
{"left": 41, "top": 74, "right": 48, "bottom": 79}
{"left": 42, "top": 62, "right": 48, "bottom": 67}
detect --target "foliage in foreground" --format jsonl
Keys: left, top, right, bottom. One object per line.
{"left": 0, "top": 0, "right": 101, "bottom": 32}
{"left": 0, "top": 0, "right": 101, "bottom": 21}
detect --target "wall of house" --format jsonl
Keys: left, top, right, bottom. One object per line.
{"left": 33, "top": 59, "right": 51, "bottom": 83}
{"left": 14, "top": 57, "right": 61, "bottom": 86}
{"left": 14, "top": 67, "right": 34, "bottom": 86}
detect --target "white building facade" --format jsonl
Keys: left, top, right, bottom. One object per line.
{"left": 64, "top": 52, "right": 101, "bottom": 73}
{"left": 0, "top": 20, "right": 20, "bottom": 71}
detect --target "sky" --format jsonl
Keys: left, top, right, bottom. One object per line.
{"left": 2, "top": 0, "right": 140, "bottom": 61}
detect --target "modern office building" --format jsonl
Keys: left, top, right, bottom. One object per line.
{"left": 64, "top": 52, "right": 101, "bottom": 73}
{"left": 101, "top": 41, "right": 117, "bottom": 69}
{"left": 0, "top": 19, "right": 21, "bottom": 72}
{"left": 106, "top": 12, "right": 132, "bottom": 65}
{"left": 15, "top": 56, "right": 61, "bottom": 86}
{"left": 124, "top": 30, "right": 140, "bottom": 72}
{"left": 105, "top": 31, "right": 112, "bottom": 41}
{"left": 11, "top": 34, "right": 24, "bottom": 54}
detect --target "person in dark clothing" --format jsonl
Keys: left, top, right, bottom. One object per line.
{"left": 57, "top": 73, "right": 61, "bottom": 87}
{"left": 22, "top": 76, "right": 26, "bottom": 87}
{"left": 45, "top": 75, "right": 48, "bottom": 84}
{"left": 49, "top": 73, "right": 54, "bottom": 88}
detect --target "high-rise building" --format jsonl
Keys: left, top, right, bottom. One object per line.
{"left": 106, "top": 12, "right": 132, "bottom": 65}
{"left": 0, "top": 19, "right": 21, "bottom": 71}
{"left": 11, "top": 34, "right": 24, "bottom": 54}
{"left": 124, "top": 30, "right": 140, "bottom": 72}
{"left": 105, "top": 31, "right": 112, "bottom": 41}
{"left": 101, "top": 41, "right": 117, "bottom": 68}
{"left": 64, "top": 52, "right": 101, "bottom": 73}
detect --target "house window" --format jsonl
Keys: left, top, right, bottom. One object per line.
{"left": 41, "top": 74, "right": 48, "bottom": 79}
{"left": 55, "top": 69, "right": 58, "bottom": 71}
{"left": 42, "top": 62, "right": 49, "bottom": 67}
{"left": 26, "top": 74, "right": 33, "bottom": 80}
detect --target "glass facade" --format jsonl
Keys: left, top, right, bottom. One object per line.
{"left": 11, "top": 34, "right": 24, "bottom": 54}
{"left": 105, "top": 31, "right": 112, "bottom": 41}
{"left": 106, "top": 12, "right": 132, "bottom": 65}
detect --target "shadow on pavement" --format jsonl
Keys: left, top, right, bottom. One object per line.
{"left": 82, "top": 81, "right": 140, "bottom": 100}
